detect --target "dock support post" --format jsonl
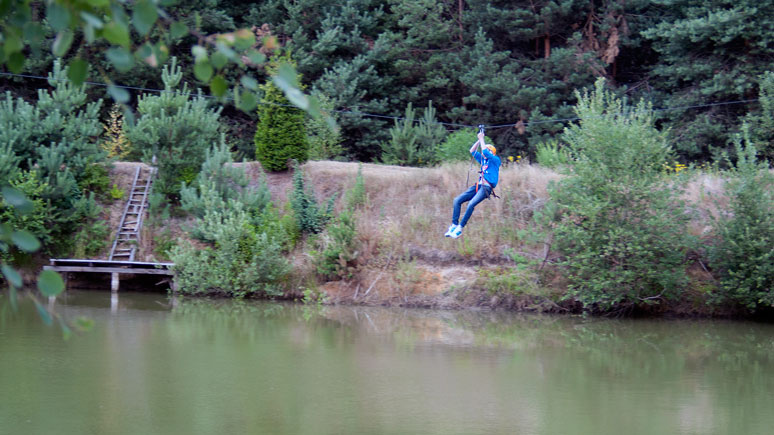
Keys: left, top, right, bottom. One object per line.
{"left": 111, "top": 272, "right": 120, "bottom": 292}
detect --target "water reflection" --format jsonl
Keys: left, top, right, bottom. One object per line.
{"left": 2, "top": 291, "right": 774, "bottom": 435}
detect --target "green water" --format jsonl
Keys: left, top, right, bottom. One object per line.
{"left": 2, "top": 291, "right": 774, "bottom": 435}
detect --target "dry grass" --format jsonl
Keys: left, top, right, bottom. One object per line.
{"left": 302, "top": 160, "right": 561, "bottom": 262}
{"left": 682, "top": 172, "right": 727, "bottom": 236}
{"left": 101, "top": 159, "right": 733, "bottom": 306}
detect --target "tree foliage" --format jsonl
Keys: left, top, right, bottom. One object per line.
{"left": 254, "top": 54, "right": 309, "bottom": 172}
{"left": 0, "top": 60, "right": 108, "bottom": 254}
{"left": 381, "top": 102, "right": 447, "bottom": 167}
{"left": 542, "top": 79, "right": 692, "bottom": 313}
{"left": 709, "top": 128, "right": 774, "bottom": 310}
{"left": 125, "top": 58, "right": 222, "bottom": 200}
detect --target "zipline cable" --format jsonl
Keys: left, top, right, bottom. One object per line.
{"left": 0, "top": 71, "right": 761, "bottom": 132}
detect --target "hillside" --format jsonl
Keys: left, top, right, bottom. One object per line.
{"left": 105, "top": 160, "right": 723, "bottom": 312}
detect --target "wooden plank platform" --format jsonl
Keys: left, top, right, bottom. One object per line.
{"left": 44, "top": 259, "right": 175, "bottom": 292}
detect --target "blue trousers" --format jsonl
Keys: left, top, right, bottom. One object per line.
{"left": 452, "top": 184, "right": 492, "bottom": 227}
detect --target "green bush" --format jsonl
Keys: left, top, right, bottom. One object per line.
{"left": 534, "top": 139, "right": 572, "bottom": 169}
{"left": 344, "top": 164, "right": 366, "bottom": 210}
{"left": 78, "top": 163, "right": 111, "bottom": 198}
{"left": 381, "top": 102, "right": 447, "bottom": 167}
{"left": 315, "top": 209, "right": 358, "bottom": 280}
{"left": 71, "top": 220, "right": 110, "bottom": 259}
{"left": 436, "top": 130, "right": 492, "bottom": 163}
{"left": 0, "top": 171, "right": 53, "bottom": 256}
{"left": 255, "top": 54, "right": 308, "bottom": 172}
{"left": 290, "top": 165, "right": 335, "bottom": 235}
{"left": 314, "top": 170, "right": 368, "bottom": 280}
{"left": 170, "top": 204, "right": 290, "bottom": 297}
{"left": 180, "top": 140, "right": 271, "bottom": 224}
{"left": 708, "top": 128, "right": 774, "bottom": 310}
{"left": 541, "top": 78, "right": 692, "bottom": 313}
{"left": 306, "top": 92, "right": 344, "bottom": 161}
{"left": 109, "top": 184, "right": 125, "bottom": 201}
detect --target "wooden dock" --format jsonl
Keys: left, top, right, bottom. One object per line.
{"left": 45, "top": 163, "right": 177, "bottom": 292}
{"left": 44, "top": 259, "right": 174, "bottom": 292}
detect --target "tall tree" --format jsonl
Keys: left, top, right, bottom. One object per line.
{"left": 642, "top": 0, "right": 774, "bottom": 161}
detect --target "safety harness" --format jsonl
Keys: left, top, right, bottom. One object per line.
{"left": 474, "top": 125, "right": 500, "bottom": 200}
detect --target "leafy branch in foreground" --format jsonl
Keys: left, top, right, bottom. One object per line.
{"left": 0, "top": 186, "right": 79, "bottom": 337}
{"left": 0, "top": 0, "right": 327, "bottom": 119}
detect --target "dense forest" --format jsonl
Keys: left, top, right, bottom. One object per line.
{"left": 2, "top": 0, "right": 773, "bottom": 164}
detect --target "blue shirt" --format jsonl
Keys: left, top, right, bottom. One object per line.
{"left": 472, "top": 148, "right": 501, "bottom": 188}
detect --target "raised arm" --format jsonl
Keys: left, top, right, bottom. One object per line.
{"left": 469, "top": 131, "right": 485, "bottom": 154}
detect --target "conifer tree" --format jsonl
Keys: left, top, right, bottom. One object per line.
{"left": 0, "top": 59, "right": 104, "bottom": 207}
{"left": 743, "top": 71, "right": 774, "bottom": 162}
{"left": 642, "top": 0, "right": 774, "bottom": 161}
{"left": 381, "top": 101, "right": 447, "bottom": 167}
{"left": 254, "top": 53, "right": 308, "bottom": 172}
{"left": 126, "top": 58, "right": 223, "bottom": 199}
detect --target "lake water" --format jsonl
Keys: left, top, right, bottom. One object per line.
{"left": 2, "top": 290, "right": 773, "bottom": 435}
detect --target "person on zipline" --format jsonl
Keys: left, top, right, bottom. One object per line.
{"left": 445, "top": 130, "right": 501, "bottom": 239}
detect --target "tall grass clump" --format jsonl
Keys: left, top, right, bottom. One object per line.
{"left": 541, "top": 78, "right": 692, "bottom": 313}
{"left": 708, "top": 127, "right": 774, "bottom": 310}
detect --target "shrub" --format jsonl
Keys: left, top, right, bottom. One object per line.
{"left": 255, "top": 53, "right": 308, "bottom": 172}
{"left": 290, "top": 165, "right": 335, "bottom": 234}
{"left": 436, "top": 129, "right": 492, "bottom": 163}
{"left": 0, "top": 171, "right": 53, "bottom": 255}
{"left": 541, "top": 78, "right": 692, "bottom": 313}
{"left": 708, "top": 128, "right": 774, "bottom": 310}
{"left": 306, "top": 92, "right": 344, "bottom": 161}
{"left": 71, "top": 220, "right": 110, "bottom": 258}
{"left": 180, "top": 139, "right": 271, "bottom": 223}
{"left": 170, "top": 203, "right": 289, "bottom": 297}
{"left": 344, "top": 164, "right": 366, "bottom": 210}
{"left": 534, "top": 139, "right": 572, "bottom": 168}
{"left": 78, "top": 163, "right": 111, "bottom": 198}
{"left": 381, "top": 101, "right": 447, "bottom": 167}
{"left": 315, "top": 209, "right": 358, "bottom": 280}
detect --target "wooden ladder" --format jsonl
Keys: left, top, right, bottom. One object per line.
{"left": 108, "top": 165, "right": 156, "bottom": 262}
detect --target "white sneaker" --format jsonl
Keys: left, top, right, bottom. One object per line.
{"left": 444, "top": 224, "right": 457, "bottom": 237}
{"left": 449, "top": 225, "right": 463, "bottom": 239}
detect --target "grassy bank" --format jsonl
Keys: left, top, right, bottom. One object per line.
{"left": 129, "top": 158, "right": 749, "bottom": 317}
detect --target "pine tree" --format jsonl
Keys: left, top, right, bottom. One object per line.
{"left": 381, "top": 101, "right": 447, "bottom": 167}
{"left": 642, "top": 0, "right": 774, "bottom": 161}
{"left": 0, "top": 59, "right": 104, "bottom": 207}
{"left": 743, "top": 71, "right": 774, "bottom": 162}
{"left": 254, "top": 53, "right": 308, "bottom": 172}
{"left": 125, "top": 57, "right": 223, "bottom": 199}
